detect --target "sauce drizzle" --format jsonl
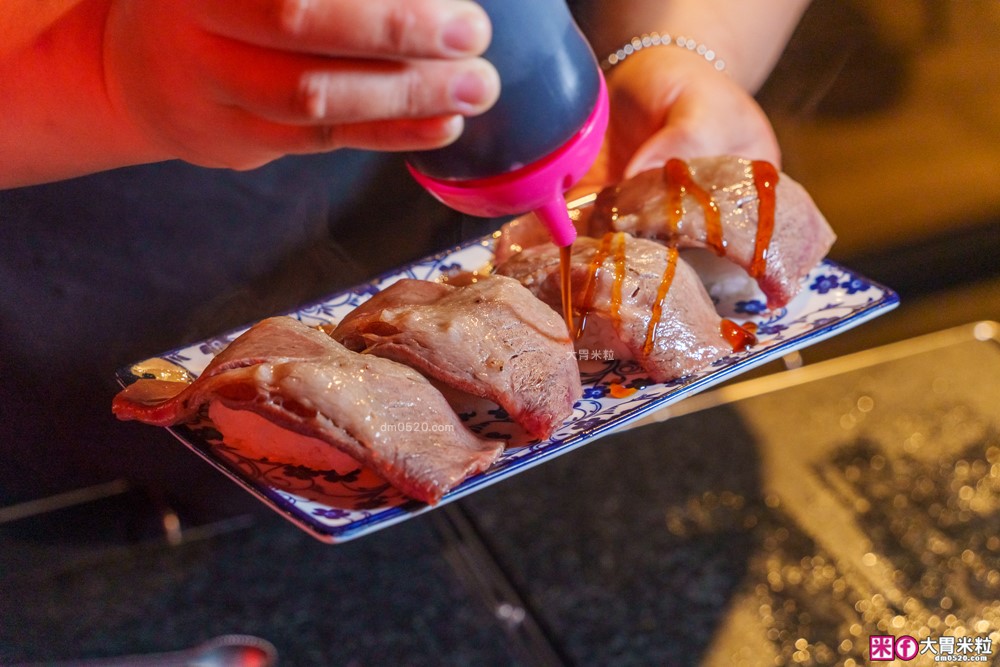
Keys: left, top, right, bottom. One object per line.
{"left": 749, "top": 160, "right": 778, "bottom": 278}
{"left": 574, "top": 159, "right": 778, "bottom": 355}
{"left": 664, "top": 158, "right": 723, "bottom": 254}
{"left": 609, "top": 232, "right": 627, "bottom": 331}
{"left": 720, "top": 318, "right": 758, "bottom": 352}
{"left": 575, "top": 232, "right": 616, "bottom": 339}
{"left": 642, "top": 244, "right": 680, "bottom": 356}
{"left": 608, "top": 383, "right": 637, "bottom": 399}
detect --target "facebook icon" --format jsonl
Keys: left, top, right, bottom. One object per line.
{"left": 895, "top": 635, "right": 919, "bottom": 661}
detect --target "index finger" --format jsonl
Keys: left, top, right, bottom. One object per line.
{"left": 187, "top": 0, "right": 492, "bottom": 59}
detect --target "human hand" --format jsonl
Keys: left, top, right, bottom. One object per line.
{"left": 102, "top": 0, "right": 501, "bottom": 170}
{"left": 573, "top": 46, "right": 780, "bottom": 195}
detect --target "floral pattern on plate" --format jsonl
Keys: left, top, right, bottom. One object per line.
{"left": 118, "top": 237, "right": 898, "bottom": 543}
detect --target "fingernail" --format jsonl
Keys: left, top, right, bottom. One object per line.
{"left": 452, "top": 69, "right": 496, "bottom": 111}
{"left": 302, "top": 74, "right": 330, "bottom": 119}
{"left": 438, "top": 115, "right": 465, "bottom": 143}
{"left": 442, "top": 9, "right": 491, "bottom": 54}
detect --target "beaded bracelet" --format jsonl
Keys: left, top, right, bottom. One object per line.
{"left": 600, "top": 32, "right": 727, "bottom": 73}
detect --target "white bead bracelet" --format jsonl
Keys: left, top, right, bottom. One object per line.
{"left": 600, "top": 32, "right": 727, "bottom": 73}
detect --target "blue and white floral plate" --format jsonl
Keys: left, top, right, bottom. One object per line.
{"left": 116, "top": 236, "right": 898, "bottom": 543}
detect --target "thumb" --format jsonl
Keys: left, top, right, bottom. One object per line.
{"left": 622, "top": 125, "right": 701, "bottom": 179}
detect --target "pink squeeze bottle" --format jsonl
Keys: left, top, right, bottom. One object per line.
{"left": 407, "top": 0, "right": 609, "bottom": 250}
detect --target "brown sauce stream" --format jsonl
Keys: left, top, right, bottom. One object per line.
{"left": 749, "top": 160, "right": 777, "bottom": 278}
{"left": 609, "top": 232, "right": 627, "bottom": 330}
{"left": 663, "top": 158, "right": 777, "bottom": 274}
{"left": 574, "top": 232, "right": 616, "bottom": 339}
{"left": 664, "top": 158, "right": 723, "bottom": 254}
{"left": 559, "top": 244, "right": 574, "bottom": 334}
{"left": 642, "top": 244, "right": 679, "bottom": 356}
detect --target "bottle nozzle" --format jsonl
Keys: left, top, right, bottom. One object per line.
{"left": 534, "top": 195, "right": 577, "bottom": 248}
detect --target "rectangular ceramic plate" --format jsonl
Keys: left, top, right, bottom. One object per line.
{"left": 115, "top": 234, "right": 898, "bottom": 543}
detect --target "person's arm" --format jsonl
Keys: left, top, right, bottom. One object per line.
{"left": 568, "top": 0, "right": 811, "bottom": 190}
{"left": 0, "top": 0, "right": 154, "bottom": 187}
{"left": 574, "top": 0, "right": 811, "bottom": 93}
{"left": 0, "top": 0, "right": 499, "bottom": 189}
